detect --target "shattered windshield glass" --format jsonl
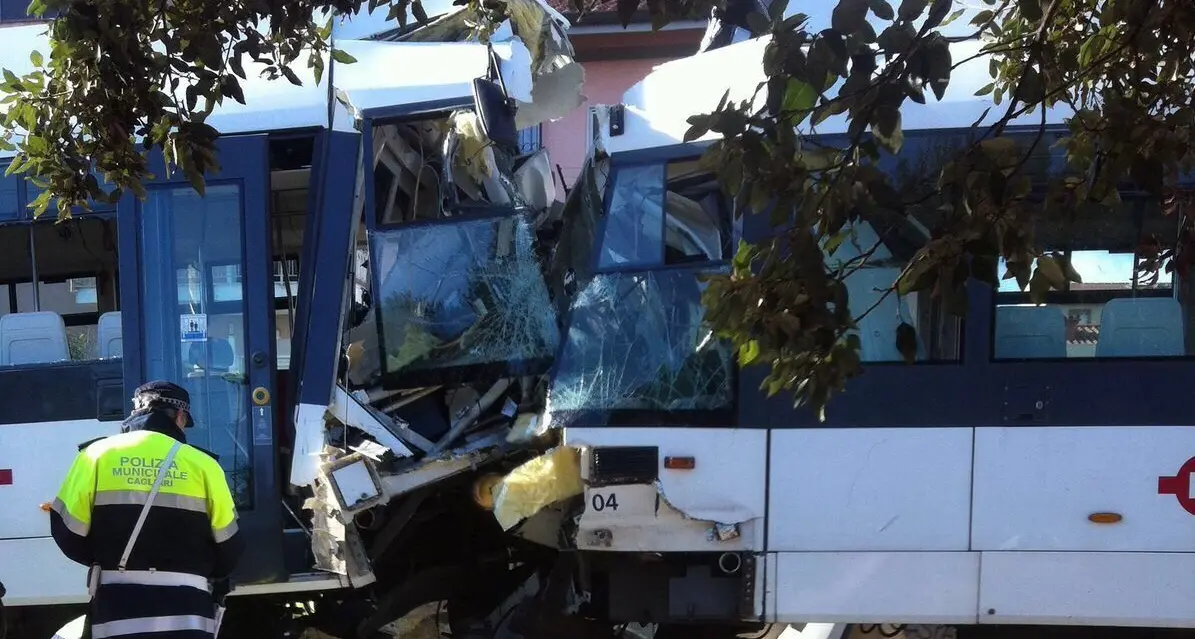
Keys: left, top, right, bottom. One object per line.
{"left": 372, "top": 212, "right": 560, "bottom": 386}
{"left": 547, "top": 267, "right": 734, "bottom": 413}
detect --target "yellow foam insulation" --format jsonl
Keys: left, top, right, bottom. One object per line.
{"left": 491, "top": 446, "right": 584, "bottom": 530}
{"left": 506, "top": 0, "right": 546, "bottom": 62}
{"left": 451, "top": 110, "right": 496, "bottom": 183}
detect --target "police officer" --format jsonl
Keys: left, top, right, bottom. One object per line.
{"left": 49, "top": 381, "right": 245, "bottom": 639}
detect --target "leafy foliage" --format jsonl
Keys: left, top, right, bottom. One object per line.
{"left": 3, "top": 0, "right": 1195, "bottom": 418}
{"left": 0, "top": 0, "right": 437, "bottom": 219}
{"left": 680, "top": 0, "right": 1195, "bottom": 418}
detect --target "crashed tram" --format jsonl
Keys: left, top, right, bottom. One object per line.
{"left": 2, "top": 2, "right": 1195, "bottom": 638}
{"left": 565, "top": 31, "right": 1195, "bottom": 639}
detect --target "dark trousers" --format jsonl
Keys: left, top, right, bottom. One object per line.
{"left": 87, "top": 581, "right": 216, "bottom": 639}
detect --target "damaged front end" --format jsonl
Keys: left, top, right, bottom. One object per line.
{"left": 289, "top": 0, "right": 591, "bottom": 601}
{"left": 286, "top": 2, "right": 770, "bottom": 632}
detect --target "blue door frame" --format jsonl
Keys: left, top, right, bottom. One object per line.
{"left": 290, "top": 130, "right": 362, "bottom": 411}
{"left": 116, "top": 133, "right": 285, "bottom": 584}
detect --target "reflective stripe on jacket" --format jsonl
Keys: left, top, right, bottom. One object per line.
{"left": 48, "top": 410, "right": 245, "bottom": 639}
{"left": 49, "top": 411, "right": 243, "bottom": 577}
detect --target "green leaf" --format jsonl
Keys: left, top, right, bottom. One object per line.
{"left": 1018, "top": 0, "right": 1043, "bottom": 22}
{"left": 221, "top": 75, "right": 246, "bottom": 105}
{"left": 1035, "top": 254, "right": 1067, "bottom": 290}
{"left": 330, "top": 48, "right": 358, "bottom": 64}
{"left": 1016, "top": 66, "right": 1044, "bottom": 104}
{"left": 230, "top": 53, "right": 246, "bottom": 80}
{"left": 832, "top": 0, "right": 870, "bottom": 34}
{"left": 970, "top": 8, "right": 994, "bottom": 25}
{"left": 812, "top": 98, "right": 850, "bottom": 126}
{"left": 871, "top": 105, "right": 903, "bottom": 154}
{"left": 925, "top": 38, "right": 951, "bottom": 100}
{"left": 683, "top": 118, "right": 710, "bottom": 142}
{"left": 824, "top": 229, "right": 851, "bottom": 255}
{"left": 897, "top": 0, "right": 928, "bottom": 21}
{"left": 782, "top": 79, "right": 818, "bottom": 117}
{"left": 940, "top": 7, "right": 965, "bottom": 26}
{"left": 739, "top": 340, "right": 761, "bottom": 366}
{"left": 412, "top": 0, "right": 429, "bottom": 23}
{"left": 895, "top": 322, "right": 918, "bottom": 364}
{"left": 924, "top": 0, "right": 952, "bottom": 29}
{"left": 1027, "top": 267, "right": 1051, "bottom": 304}
{"left": 769, "top": 0, "right": 789, "bottom": 22}
{"left": 897, "top": 255, "right": 936, "bottom": 294}
{"left": 975, "top": 83, "right": 995, "bottom": 96}
{"left": 878, "top": 23, "right": 916, "bottom": 54}
{"left": 29, "top": 50, "right": 42, "bottom": 67}
{"left": 310, "top": 52, "right": 325, "bottom": 85}
{"left": 868, "top": 0, "right": 895, "bottom": 20}
{"left": 1061, "top": 254, "right": 1083, "bottom": 283}
{"left": 281, "top": 66, "right": 302, "bottom": 86}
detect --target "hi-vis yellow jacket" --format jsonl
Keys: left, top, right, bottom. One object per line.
{"left": 49, "top": 412, "right": 244, "bottom": 579}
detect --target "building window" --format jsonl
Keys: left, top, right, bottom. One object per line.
{"left": 517, "top": 125, "right": 542, "bottom": 155}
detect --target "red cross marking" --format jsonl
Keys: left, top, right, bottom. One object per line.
{"left": 1158, "top": 457, "right": 1195, "bottom": 515}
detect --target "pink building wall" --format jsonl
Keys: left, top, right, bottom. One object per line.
{"left": 542, "top": 57, "right": 668, "bottom": 193}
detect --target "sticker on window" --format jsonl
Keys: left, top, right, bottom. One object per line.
{"left": 180, "top": 313, "right": 208, "bottom": 343}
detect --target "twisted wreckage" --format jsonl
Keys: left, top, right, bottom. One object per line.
{"left": 4, "top": 0, "right": 1187, "bottom": 637}
{"left": 0, "top": 0, "right": 786, "bottom": 636}
{"left": 305, "top": 0, "right": 753, "bottom": 615}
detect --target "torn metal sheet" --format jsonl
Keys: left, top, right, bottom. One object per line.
{"left": 350, "top": 439, "right": 391, "bottom": 462}
{"left": 514, "top": 59, "right": 585, "bottom": 131}
{"left": 513, "top": 148, "right": 557, "bottom": 213}
{"left": 490, "top": 446, "right": 584, "bottom": 531}
{"left": 307, "top": 468, "right": 377, "bottom": 587}
{"left": 329, "top": 386, "right": 423, "bottom": 455}
{"left": 395, "top": 0, "right": 581, "bottom": 132}
{"left": 506, "top": 412, "right": 545, "bottom": 444}
{"left": 653, "top": 478, "right": 758, "bottom": 527}
{"left": 380, "top": 428, "right": 512, "bottom": 498}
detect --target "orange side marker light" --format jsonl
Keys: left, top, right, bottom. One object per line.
{"left": 664, "top": 456, "right": 696, "bottom": 470}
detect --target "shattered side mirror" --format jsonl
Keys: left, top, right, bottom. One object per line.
{"left": 472, "top": 77, "right": 520, "bottom": 155}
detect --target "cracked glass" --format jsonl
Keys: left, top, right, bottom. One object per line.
{"left": 548, "top": 267, "right": 734, "bottom": 412}
{"left": 372, "top": 212, "right": 560, "bottom": 384}
{"left": 597, "top": 161, "right": 731, "bottom": 269}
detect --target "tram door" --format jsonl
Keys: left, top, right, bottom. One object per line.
{"left": 117, "top": 134, "right": 284, "bottom": 583}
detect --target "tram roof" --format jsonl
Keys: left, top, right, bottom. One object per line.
{"left": 0, "top": 2, "right": 562, "bottom": 158}
{"left": 598, "top": 35, "right": 1075, "bottom": 157}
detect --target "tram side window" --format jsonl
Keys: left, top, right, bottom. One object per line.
{"left": 549, "top": 160, "right": 737, "bottom": 415}
{"left": 597, "top": 160, "right": 732, "bottom": 269}
{"left": 828, "top": 221, "right": 961, "bottom": 363}
{"left": 0, "top": 217, "right": 121, "bottom": 368}
{"left": 993, "top": 201, "right": 1184, "bottom": 360}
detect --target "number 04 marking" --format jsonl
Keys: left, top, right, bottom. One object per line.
{"left": 591, "top": 492, "right": 619, "bottom": 512}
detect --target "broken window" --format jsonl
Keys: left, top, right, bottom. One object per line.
{"left": 549, "top": 158, "right": 735, "bottom": 417}
{"left": 548, "top": 267, "right": 734, "bottom": 413}
{"left": 372, "top": 211, "right": 560, "bottom": 387}
{"left": 597, "top": 160, "right": 732, "bottom": 269}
